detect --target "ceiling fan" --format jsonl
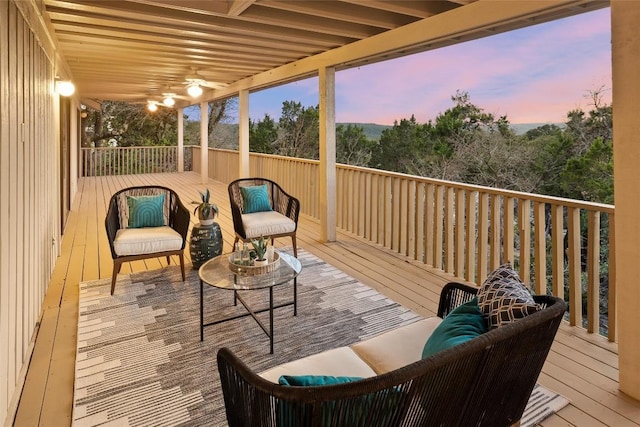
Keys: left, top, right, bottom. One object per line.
{"left": 182, "top": 69, "right": 228, "bottom": 97}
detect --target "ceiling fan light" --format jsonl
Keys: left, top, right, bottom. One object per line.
{"left": 187, "top": 83, "right": 203, "bottom": 97}
{"left": 163, "top": 95, "right": 175, "bottom": 107}
{"left": 147, "top": 102, "right": 158, "bottom": 112}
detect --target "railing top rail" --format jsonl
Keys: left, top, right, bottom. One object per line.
{"left": 193, "top": 146, "right": 239, "bottom": 155}
{"left": 81, "top": 146, "right": 175, "bottom": 150}
{"left": 249, "top": 151, "right": 321, "bottom": 164}
{"left": 202, "top": 147, "right": 614, "bottom": 214}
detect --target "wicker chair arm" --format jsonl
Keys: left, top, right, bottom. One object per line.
{"left": 105, "top": 197, "right": 120, "bottom": 259}
{"left": 170, "top": 193, "right": 190, "bottom": 245}
{"left": 270, "top": 181, "right": 300, "bottom": 225}
{"left": 228, "top": 183, "right": 246, "bottom": 239}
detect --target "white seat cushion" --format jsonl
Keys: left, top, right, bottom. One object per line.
{"left": 259, "top": 347, "right": 377, "bottom": 384}
{"left": 113, "top": 226, "right": 183, "bottom": 257}
{"left": 242, "top": 211, "right": 295, "bottom": 238}
{"left": 350, "top": 318, "right": 442, "bottom": 374}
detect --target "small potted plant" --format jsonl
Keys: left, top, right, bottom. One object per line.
{"left": 250, "top": 236, "right": 270, "bottom": 266}
{"left": 193, "top": 188, "right": 218, "bottom": 226}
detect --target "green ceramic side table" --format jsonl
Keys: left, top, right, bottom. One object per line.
{"left": 190, "top": 222, "right": 223, "bottom": 269}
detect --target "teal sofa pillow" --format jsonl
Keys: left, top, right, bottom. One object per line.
{"left": 277, "top": 375, "right": 401, "bottom": 427}
{"left": 240, "top": 184, "right": 272, "bottom": 214}
{"left": 278, "top": 375, "right": 363, "bottom": 386}
{"left": 422, "top": 297, "right": 487, "bottom": 359}
{"left": 127, "top": 194, "right": 165, "bottom": 228}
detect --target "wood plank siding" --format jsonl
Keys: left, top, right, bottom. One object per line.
{"left": 13, "top": 173, "right": 640, "bottom": 426}
{"left": 1, "top": 1, "right": 59, "bottom": 424}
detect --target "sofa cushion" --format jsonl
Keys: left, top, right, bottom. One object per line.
{"left": 113, "top": 226, "right": 183, "bottom": 256}
{"left": 127, "top": 194, "right": 166, "bottom": 228}
{"left": 242, "top": 211, "right": 296, "bottom": 238}
{"left": 350, "top": 318, "right": 442, "bottom": 374}
{"left": 478, "top": 262, "right": 540, "bottom": 329}
{"left": 278, "top": 375, "right": 362, "bottom": 386}
{"left": 259, "top": 347, "right": 377, "bottom": 384}
{"left": 421, "top": 297, "right": 487, "bottom": 359}
{"left": 240, "top": 184, "right": 272, "bottom": 213}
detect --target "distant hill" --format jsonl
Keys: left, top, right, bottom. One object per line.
{"left": 338, "top": 123, "right": 391, "bottom": 140}
{"left": 341, "top": 122, "right": 566, "bottom": 138}
{"left": 510, "top": 123, "right": 565, "bottom": 135}
{"left": 189, "top": 121, "right": 561, "bottom": 142}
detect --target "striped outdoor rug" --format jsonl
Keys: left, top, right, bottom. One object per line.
{"left": 72, "top": 248, "right": 567, "bottom": 426}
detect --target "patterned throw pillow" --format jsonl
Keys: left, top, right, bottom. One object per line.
{"left": 127, "top": 194, "right": 165, "bottom": 228}
{"left": 478, "top": 262, "right": 540, "bottom": 329}
{"left": 240, "top": 184, "right": 273, "bottom": 214}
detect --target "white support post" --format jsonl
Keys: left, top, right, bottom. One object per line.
{"left": 177, "top": 107, "right": 184, "bottom": 173}
{"left": 319, "top": 66, "right": 336, "bottom": 242}
{"left": 200, "top": 101, "right": 208, "bottom": 184}
{"left": 611, "top": 0, "right": 640, "bottom": 401}
{"left": 238, "top": 89, "right": 250, "bottom": 178}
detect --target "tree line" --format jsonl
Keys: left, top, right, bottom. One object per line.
{"left": 81, "top": 90, "right": 613, "bottom": 205}
{"left": 245, "top": 91, "right": 612, "bottom": 205}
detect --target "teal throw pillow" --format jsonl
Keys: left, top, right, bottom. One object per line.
{"left": 127, "top": 194, "right": 165, "bottom": 228}
{"left": 277, "top": 375, "right": 401, "bottom": 427}
{"left": 278, "top": 375, "right": 363, "bottom": 386}
{"left": 240, "top": 184, "right": 272, "bottom": 214}
{"left": 422, "top": 297, "right": 487, "bottom": 359}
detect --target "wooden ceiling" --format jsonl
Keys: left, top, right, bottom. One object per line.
{"left": 43, "top": 0, "right": 607, "bottom": 107}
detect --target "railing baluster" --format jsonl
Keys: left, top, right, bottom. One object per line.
{"left": 400, "top": 179, "right": 409, "bottom": 256}
{"left": 568, "top": 207, "right": 582, "bottom": 326}
{"left": 504, "top": 197, "right": 515, "bottom": 264}
{"left": 518, "top": 199, "right": 531, "bottom": 286}
{"left": 608, "top": 213, "right": 616, "bottom": 342}
{"left": 445, "top": 187, "right": 454, "bottom": 273}
{"left": 465, "top": 191, "right": 477, "bottom": 283}
{"left": 455, "top": 189, "right": 465, "bottom": 278}
{"left": 477, "top": 192, "right": 489, "bottom": 283}
{"left": 392, "top": 178, "right": 401, "bottom": 252}
{"left": 416, "top": 182, "right": 426, "bottom": 263}
{"left": 551, "top": 205, "right": 565, "bottom": 299}
{"left": 359, "top": 172, "right": 367, "bottom": 239}
{"left": 534, "top": 201, "right": 546, "bottom": 295}
{"left": 490, "top": 194, "right": 501, "bottom": 270}
{"left": 425, "top": 183, "right": 435, "bottom": 267}
{"left": 384, "top": 176, "right": 392, "bottom": 249}
{"left": 371, "top": 174, "right": 379, "bottom": 244}
{"left": 407, "top": 180, "right": 416, "bottom": 259}
{"left": 587, "top": 211, "right": 600, "bottom": 334}
{"left": 365, "top": 173, "right": 372, "bottom": 240}
{"left": 434, "top": 185, "right": 444, "bottom": 270}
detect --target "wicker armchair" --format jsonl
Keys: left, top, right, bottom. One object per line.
{"left": 217, "top": 282, "right": 566, "bottom": 427}
{"left": 228, "top": 178, "right": 300, "bottom": 257}
{"left": 105, "top": 186, "right": 190, "bottom": 295}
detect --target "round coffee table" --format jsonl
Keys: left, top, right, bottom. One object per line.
{"left": 198, "top": 251, "right": 302, "bottom": 354}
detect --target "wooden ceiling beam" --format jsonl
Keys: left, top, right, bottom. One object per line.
{"left": 254, "top": 1, "right": 416, "bottom": 30}
{"left": 227, "top": 0, "right": 255, "bottom": 16}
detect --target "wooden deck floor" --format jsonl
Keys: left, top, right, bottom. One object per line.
{"left": 13, "top": 172, "right": 640, "bottom": 426}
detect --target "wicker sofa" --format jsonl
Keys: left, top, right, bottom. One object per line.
{"left": 217, "top": 281, "right": 566, "bottom": 427}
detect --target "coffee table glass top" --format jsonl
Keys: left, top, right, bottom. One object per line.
{"left": 199, "top": 251, "right": 301, "bottom": 291}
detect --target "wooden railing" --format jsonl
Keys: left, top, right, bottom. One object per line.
{"left": 81, "top": 146, "right": 180, "bottom": 176}
{"left": 193, "top": 147, "right": 616, "bottom": 340}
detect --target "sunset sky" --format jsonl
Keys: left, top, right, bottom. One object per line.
{"left": 246, "top": 7, "right": 611, "bottom": 126}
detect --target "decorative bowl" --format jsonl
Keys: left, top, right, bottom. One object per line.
{"left": 228, "top": 251, "right": 280, "bottom": 276}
